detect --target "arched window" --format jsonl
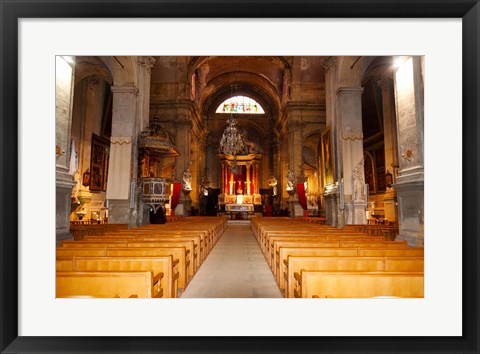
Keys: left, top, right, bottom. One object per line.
{"left": 216, "top": 96, "right": 265, "bottom": 114}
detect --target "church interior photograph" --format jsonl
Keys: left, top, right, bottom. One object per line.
{"left": 55, "top": 55, "right": 424, "bottom": 299}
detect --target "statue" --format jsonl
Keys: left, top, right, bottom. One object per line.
{"left": 71, "top": 170, "right": 81, "bottom": 200}
{"left": 352, "top": 159, "right": 365, "bottom": 201}
{"left": 268, "top": 176, "right": 278, "bottom": 196}
{"left": 286, "top": 169, "right": 295, "bottom": 192}
{"left": 183, "top": 169, "right": 192, "bottom": 191}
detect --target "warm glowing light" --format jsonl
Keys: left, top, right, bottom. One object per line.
{"left": 62, "top": 56, "right": 75, "bottom": 65}
{"left": 393, "top": 56, "right": 408, "bottom": 68}
{"left": 56, "top": 56, "right": 74, "bottom": 85}
{"left": 395, "top": 57, "right": 414, "bottom": 92}
{"left": 216, "top": 96, "right": 265, "bottom": 114}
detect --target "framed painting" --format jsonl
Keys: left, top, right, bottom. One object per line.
{"left": 89, "top": 133, "right": 109, "bottom": 192}
{"left": 2, "top": 1, "right": 479, "bottom": 354}
{"left": 321, "top": 128, "right": 334, "bottom": 186}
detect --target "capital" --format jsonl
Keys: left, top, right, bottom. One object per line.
{"left": 287, "top": 120, "right": 304, "bottom": 133}
{"left": 137, "top": 56, "right": 156, "bottom": 72}
{"left": 376, "top": 77, "right": 393, "bottom": 93}
{"left": 111, "top": 84, "right": 139, "bottom": 95}
{"left": 322, "top": 56, "right": 337, "bottom": 73}
{"left": 175, "top": 119, "right": 193, "bottom": 130}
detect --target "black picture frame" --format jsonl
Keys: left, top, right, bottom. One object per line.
{"left": 1, "top": 1, "right": 478, "bottom": 353}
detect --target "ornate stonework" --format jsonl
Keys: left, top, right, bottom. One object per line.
{"left": 137, "top": 56, "right": 156, "bottom": 73}
{"left": 322, "top": 56, "right": 337, "bottom": 73}
{"left": 287, "top": 120, "right": 304, "bottom": 132}
{"left": 175, "top": 119, "right": 193, "bottom": 130}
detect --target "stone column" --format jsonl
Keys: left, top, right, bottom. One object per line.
{"left": 393, "top": 56, "right": 424, "bottom": 246}
{"left": 337, "top": 87, "right": 367, "bottom": 226}
{"left": 378, "top": 77, "right": 399, "bottom": 223}
{"left": 175, "top": 118, "right": 192, "bottom": 216}
{"left": 287, "top": 120, "right": 304, "bottom": 217}
{"left": 106, "top": 83, "right": 138, "bottom": 225}
{"left": 56, "top": 56, "right": 75, "bottom": 245}
{"left": 135, "top": 56, "right": 155, "bottom": 225}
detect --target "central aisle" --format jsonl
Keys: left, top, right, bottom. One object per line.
{"left": 181, "top": 223, "right": 283, "bottom": 298}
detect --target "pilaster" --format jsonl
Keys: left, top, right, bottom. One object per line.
{"left": 337, "top": 86, "right": 367, "bottom": 225}
{"left": 55, "top": 56, "right": 75, "bottom": 244}
{"left": 393, "top": 56, "right": 424, "bottom": 245}
{"left": 106, "top": 84, "right": 138, "bottom": 227}
{"left": 175, "top": 118, "right": 193, "bottom": 216}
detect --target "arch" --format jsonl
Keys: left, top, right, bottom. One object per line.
{"left": 188, "top": 56, "right": 291, "bottom": 79}
{"left": 336, "top": 56, "right": 377, "bottom": 87}
{"left": 200, "top": 71, "right": 281, "bottom": 119}
{"left": 74, "top": 56, "right": 113, "bottom": 86}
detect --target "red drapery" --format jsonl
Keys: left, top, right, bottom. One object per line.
{"left": 296, "top": 183, "right": 308, "bottom": 217}
{"left": 170, "top": 182, "right": 181, "bottom": 215}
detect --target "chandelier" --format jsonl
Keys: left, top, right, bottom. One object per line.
{"left": 219, "top": 115, "right": 245, "bottom": 155}
{"left": 219, "top": 102, "right": 246, "bottom": 173}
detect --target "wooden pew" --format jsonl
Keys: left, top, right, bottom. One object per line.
{"left": 294, "top": 270, "right": 424, "bottom": 298}
{"left": 61, "top": 240, "right": 197, "bottom": 277}
{"left": 276, "top": 246, "right": 424, "bottom": 289}
{"left": 285, "top": 256, "right": 424, "bottom": 297}
{"left": 57, "top": 246, "right": 190, "bottom": 290}
{"left": 57, "top": 256, "right": 179, "bottom": 298}
{"left": 270, "top": 239, "right": 408, "bottom": 275}
{"left": 56, "top": 271, "right": 162, "bottom": 298}
{"left": 98, "top": 233, "right": 205, "bottom": 267}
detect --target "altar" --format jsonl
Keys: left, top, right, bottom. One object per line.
{"left": 225, "top": 203, "right": 254, "bottom": 220}
{"left": 218, "top": 153, "right": 263, "bottom": 213}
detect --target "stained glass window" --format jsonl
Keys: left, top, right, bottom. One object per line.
{"left": 216, "top": 96, "right": 265, "bottom": 114}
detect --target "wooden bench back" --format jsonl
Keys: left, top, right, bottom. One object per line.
{"left": 286, "top": 256, "right": 424, "bottom": 297}
{"left": 56, "top": 271, "right": 160, "bottom": 298}
{"left": 296, "top": 270, "right": 424, "bottom": 298}
{"left": 71, "top": 256, "right": 177, "bottom": 298}
{"left": 56, "top": 247, "right": 189, "bottom": 290}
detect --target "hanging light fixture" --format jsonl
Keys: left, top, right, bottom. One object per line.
{"left": 219, "top": 86, "right": 246, "bottom": 173}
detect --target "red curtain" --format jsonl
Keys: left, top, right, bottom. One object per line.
{"left": 296, "top": 183, "right": 309, "bottom": 217}
{"left": 170, "top": 182, "right": 181, "bottom": 215}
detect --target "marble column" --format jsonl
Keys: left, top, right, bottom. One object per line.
{"left": 378, "top": 77, "right": 399, "bottom": 223}
{"left": 337, "top": 87, "right": 367, "bottom": 226}
{"left": 106, "top": 83, "right": 138, "bottom": 226}
{"left": 393, "top": 56, "right": 424, "bottom": 246}
{"left": 175, "top": 118, "right": 192, "bottom": 216}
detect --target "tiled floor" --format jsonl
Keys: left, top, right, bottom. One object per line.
{"left": 181, "top": 223, "right": 283, "bottom": 298}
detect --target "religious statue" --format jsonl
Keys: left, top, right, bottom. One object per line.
{"left": 183, "top": 169, "right": 192, "bottom": 191}
{"left": 71, "top": 170, "right": 81, "bottom": 200}
{"left": 286, "top": 169, "right": 295, "bottom": 192}
{"left": 352, "top": 159, "right": 365, "bottom": 201}
{"left": 268, "top": 176, "right": 278, "bottom": 196}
